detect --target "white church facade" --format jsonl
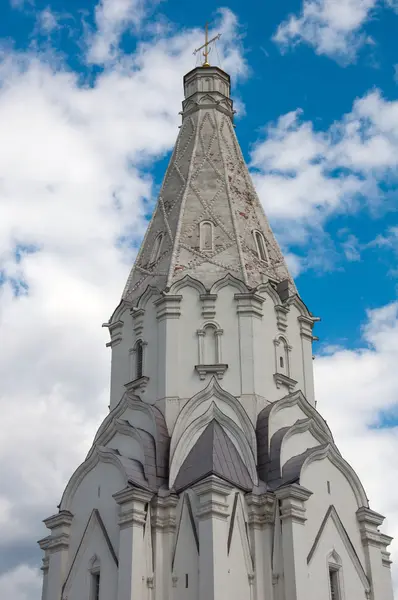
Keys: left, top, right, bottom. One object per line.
{"left": 39, "top": 63, "right": 395, "bottom": 600}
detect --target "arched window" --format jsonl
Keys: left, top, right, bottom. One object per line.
{"left": 136, "top": 340, "right": 144, "bottom": 379}
{"left": 327, "top": 551, "right": 343, "bottom": 600}
{"left": 253, "top": 230, "right": 268, "bottom": 262}
{"left": 200, "top": 221, "right": 214, "bottom": 252}
{"left": 149, "top": 233, "right": 163, "bottom": 265}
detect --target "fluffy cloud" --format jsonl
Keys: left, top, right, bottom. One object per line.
{"left": 250, "top": 89, "right": 398, "bottom": 259}
{"left": 273, "top": 0, "right": 397, "bottom": 62}
{"left": 314, "top": 303, "right": 398, "bottom": 588}
{"left": 0, "top": 7, "right": 247, "bottom": 599}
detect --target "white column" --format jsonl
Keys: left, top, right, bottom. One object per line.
{"left": 246, "top": 492, "right": 275, "bottom": 600}
{"left": 298, "top": 316, "right": 316, "bottom": 406}
{"left": 357, "top": 507, "right": 394, "bottom": 600}
{"left": 380, "top": 533, "right": 394, "bottom": 600}
{"left": 234, "top": 293, "right": 264, "bottom": 396}
{"left": 151, "top": 494, "right": 179, "bottom": 600}
{"left": 39, "top": 510, "right": 73, "bottom": 600}
{"left": 193, "top": 476, "right": 232, "bottom": 600}
{"left": 155, "top": 295, "right": 182, "bottom": 401}
{"left": 114, "top": 487, "right": 153, "bottom": 600}
{"left": 275, "top": 484, "right": 312, "bottom": 600}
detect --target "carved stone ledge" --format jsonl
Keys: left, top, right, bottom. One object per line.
{"left": 199, "top": 293, "right": 217, "bottom": 320}
{"left": 234, "top": 292, "right": 264, "bottom": 318}
{"left": 246, "top": 493, "right": 275, "bottom": 527}
{"left": 273, "top": 372, "right": 297, "bottom": 392}
{"left": 195, "top": 364, "right": 228, "bottom": 380}
{"left": 275, "top": 305, "right": 289, "bottom": 332}
{"left": 125, "top": 376, "right": 150, "bottom": 395}
{"left": 105, "top": 320, "right": 124, "bottom": 348}
{"left": 155, "top": 295, "right": 182, "bottom": 320}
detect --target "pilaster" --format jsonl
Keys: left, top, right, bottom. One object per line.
{"left": 357, "top": 507, "right": 394, "bottom": 600}
{"left": 297, "top": 315, "right": 316, "bottom": 405}
{"left": 151, "top": 494, "right": 179, "bottom": 600}
{"left": 114, "top": 486, "right": 154, "bottom": 600}
{"left": 38, "top": 510, "right": 73, "bottom": 600}
{"left": 275, "top": 484, "right": 312, "bottom": 600}
{"left": 235, "top": 293, "right": 264, "bottom": 395}
{"left": 193, "top": 476, "right": 232, "bottom": 600}
{"left": 155, "top": 295, "right": 182, "bottom": 399}
{"left": 246, "top": 492, "right": 275, "bottom": 600}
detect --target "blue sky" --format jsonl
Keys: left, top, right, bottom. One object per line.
{"left": 0, "top": 0, "right": 398, "bottom": 598}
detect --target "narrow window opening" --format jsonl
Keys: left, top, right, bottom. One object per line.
{"left": 136, "top": 340, "right": 143, "bottom": 379}
{"left": 149, "top": 233, "right": 163, "bottom": 265}
{"left": 91, "top": 572, "right": 100, "bottom": 600}
{"left": 327, "top": 481, "right": 331, "bottom": 494}
{"left": 254, "top": 231, "right": 268, "bottom": 262}
{"left": 279, "top": 356, "right": 284, "bottom": 368}
{"left": 200, "top": 221, "right": 213, "bottom": 251}
{"left": 329, "top": 569, "right": 339, "bottom": 600}
{"left": 185, "top": 574, "right": 189, "bottom": 588}
{"left": 203, "top": 325, "right": 217, "bottom": 364}
{"left": 97, "top": 485, "right": 101, "bottom": 498}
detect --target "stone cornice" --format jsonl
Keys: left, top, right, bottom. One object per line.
{"left": 234, "top": 292, "right": 264, "bottom": 318}
{"left": 155, "top": 294, "right": 182, "bottom": 320}
{"left": 124, "top": 375, "right": 150, "bottom": 395}
{"left": 195, "top": 363, "right": 228, "bottom": 380}
{"left": 275, "top": 484, "right": 312, "bottom": 524}
{"left": 199, "top": 293, "right": 217, "bottom": 319}
{"left": 246, "top": 493, "right": 275, "bottom": 527}
{"left": 273, "top": 372, "right": 297, "bottom": 392}
{"left": 151, "top": 494, "right": 179, "bottom": 532}
{"left": 114, "top": 486, "right": 153, "bottom": 529}
{"left": 193, "top": 475, "right": 232, "bottom": 521}
{"left": 43, "top": 510, "right": 73, "bottom": 531}
{"left": 297, "top": 315, "right": 315, "bottom": 340}
{"left": 275, "top": 305, "right": 289, "bottom": 332}
{"left": 105, "top": 320, "right": 124, "bottom": 348}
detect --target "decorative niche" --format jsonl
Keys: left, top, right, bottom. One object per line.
{"left": 199, "top": 221, "right": 214, "bottom": 252}
{"left": 126, "top": 339, "right": 149, "bottom": 394}
{"left": 195, "top": 322, "right": 228, "bottom": 380}
{"left": 273, "top": 335, "right": 297, "bottom": 392}
{"left": 253, "top": 230, "right": 268, "bottom": 263}
{"left": 148, "top": 232, "right": 164, "bottom": 266}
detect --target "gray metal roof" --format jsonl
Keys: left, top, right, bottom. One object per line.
{"left": 174, "top": 420, "right": 253, "bottom": 493}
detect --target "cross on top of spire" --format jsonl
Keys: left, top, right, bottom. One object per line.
{"left": 193, "top": 22, "right": 221, "bottom": 67}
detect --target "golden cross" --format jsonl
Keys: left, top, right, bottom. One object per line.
{"left": 193, "top": 22, "right": 221, "bottom": 67}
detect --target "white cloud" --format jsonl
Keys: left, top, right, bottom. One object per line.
{"left": 314, "top": 302, "right": 398, "bottom": 589}
{"left": 36, "top": 8, "right": 59, "bottom": 34}
{"left": 250, "top": 90, "right": 398, "bottom": 254}
{"left": 87, "top": 0, "right": 162, "bottom": 64}
{"left": 274, "top": 0, "right": 379, "bottom": 62}
{"left": 0, "top": 6, "right": 247, "bottom": 594}
{"left": 0, "top": 565, "right": 41, "bottom": 600}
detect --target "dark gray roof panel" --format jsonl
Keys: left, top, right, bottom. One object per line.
{"left": 174, "top": 421, "right": 253, "bottom": 493}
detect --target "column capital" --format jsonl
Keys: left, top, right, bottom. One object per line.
{"left": 193, "top": 475, "right": 232, "bottom": 521}
{"left": 155, "top": 295, "right": 182, "bottom": 320}
{"left": 234, "top": 292, "right": 264, "bottom": 318}
{"left": 151, "top": 493, "right": 179, "bottom": 532}
{"left": 246, "top": 492, "right": 275, "bottom": 527}
{"left": 357, "top": 507, "right": 385, "bottom": 547}
{"left": 113, "top": 486, "right": 153, "bottom": 529}
{"left": 275, "top": 484, "right": 312, "bottom": 524}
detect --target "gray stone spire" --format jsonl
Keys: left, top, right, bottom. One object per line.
{"left": 123, "top": 66, "right": 296, "bottom": 302}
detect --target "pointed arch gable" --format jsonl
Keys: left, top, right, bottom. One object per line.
{"left": 286, "top": 294, "right": 313, "bottom": 318}
{"left": 210, "top": 273, "right": 249, "bottom": 294}
{"left": 256, "top": 281, "right": 281, "bottom": 306}
{"left": 169, "top": 274, "right": 207, "bottom": 296}
{"left": 307, "top": 505, "right": 370, "bottom": 593}
{"left": 171, "top": 377, "right": 256, "bottom": 459}
{"left": 90, "top": 395, "right": 169, "bottom": 481}
{"left": 107, "top": 299, "right": 132, "bottom": 326}
{"left": 170, "top": 405, "right": 258, "bottom": 488}
{"left": 268, "top": 390, "right": 335, "bottom": 447}
{"left": 62, "top": 509, "right": 118, "bottom": 597}
{"left": 136, "top": 285, "right": 162, "bottom": 309}
{"left": 302, "top": 445, "right": 369, "bottom": 508}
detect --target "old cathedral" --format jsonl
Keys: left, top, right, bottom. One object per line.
{"left": 38, "top": 59, "right": 395, "bottom": 600}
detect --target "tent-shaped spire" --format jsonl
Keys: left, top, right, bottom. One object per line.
{"left": 174, "top": 420, "right": 252, "bottom": 493}
{"left": 123, "top": 66, "right": 296, "bottom": 302}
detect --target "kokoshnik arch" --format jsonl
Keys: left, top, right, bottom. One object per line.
{"left": 38, "top": 38, "right": 395, "bottom": 600}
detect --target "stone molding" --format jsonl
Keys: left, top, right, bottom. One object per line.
{"left": 195, "top": 363, "right": 228, "bottom": 380}
{"left": 199, "top": 293, "right": 217, "bottom": 319}
{"left": 193, "top": 475, "right": 232, "bottom": 521}
{"left": 234, "top": 292, "right": 265, "bottom": 318}
{"left": 274, "top": 305, "right": 289, "bottom": 332}
{"left": 113, "top": 486, "right": 153, "bottom": 529}
{"left": 273, "top": 372, "right": 297, "bottom": 392}
{"left": 124, "top": 375, "right": 150, "bottom": 395}
{"left": 357, "top": 507, "right": 386, "bottom": 547}
{"left": 275, "top": 484, "right": 312, "bottom": 524}
{"left": 155, "top": 294, "right": 182, "bottom": 320}
{"left": 105, "top": 320, "right": 124, "bottom": 348}
{"left": 151, "top": 494, "right": 179, "bottom": 532}
{"left": 246, "top": 493, "right": 275, "bottom": 527}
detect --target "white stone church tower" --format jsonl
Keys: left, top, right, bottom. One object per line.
{"left": 39, "top": 64, "right": 395, "bottom": 600}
